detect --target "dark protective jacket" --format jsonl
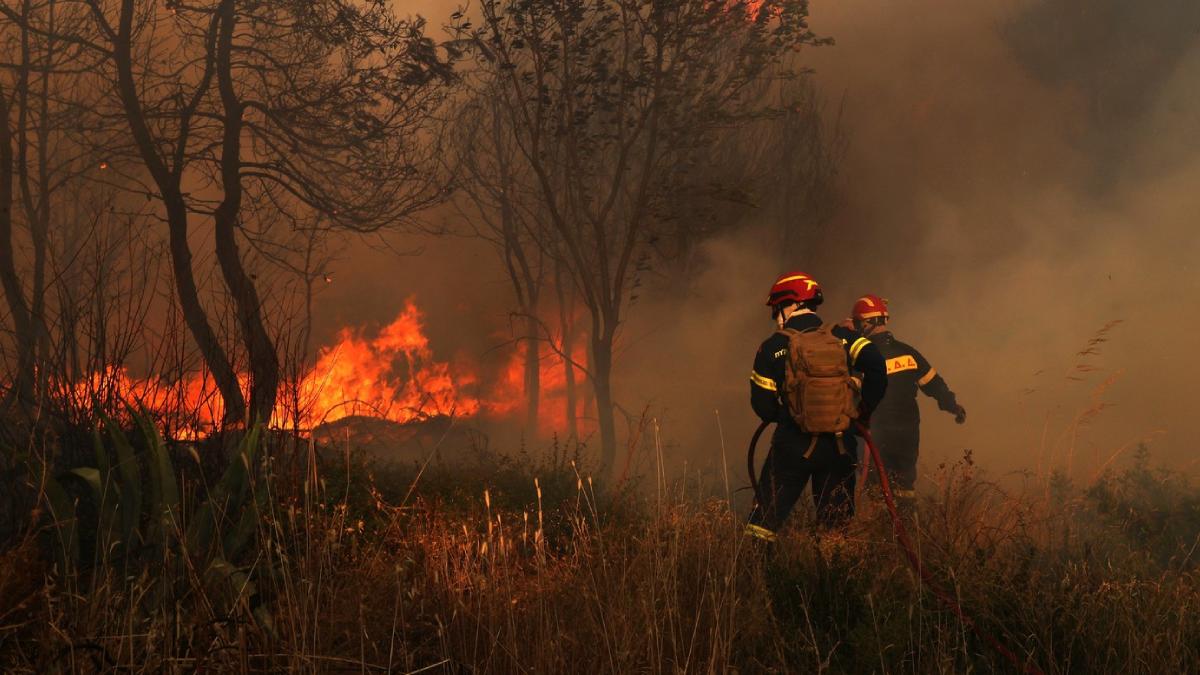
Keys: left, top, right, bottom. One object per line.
{"left": 868, "top": 330, "right": 958, "bottom": 428}
{"left": 749, "top": 312, "right": 888, "bottom": 442}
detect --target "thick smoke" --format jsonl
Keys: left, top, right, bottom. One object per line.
{"left": 618, "top": 0, "right": 1200, "bottom": 479}
{"left": 325, "top": 0, "right": 1199, "bottom": 481}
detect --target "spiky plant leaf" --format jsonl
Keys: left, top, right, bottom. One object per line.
{"left": 223, "top": 482, "right": 267, "bottom": 560}
{"left": 100, "top": 411, "right": 142, "bottom": 549}
{"left": 130, "top": 406, "right": 180, "bottom": 551}
{"left": 41, "top": 476, "right": 79, "bottom": 573}
{"left": 65, "top": 466, "right": 123, "bottom": 559}
{"left": 204, "top": 556, "right": 277, "bottom": 639}
{"left": 186, "top": 426, "right": 261, "bottom": 557}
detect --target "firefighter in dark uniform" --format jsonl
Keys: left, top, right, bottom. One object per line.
{"left": 745, "top": 272, "right": 888, "bottom": 541}
{"left": 851, "top": 295, "right": 966, "bottom": 501}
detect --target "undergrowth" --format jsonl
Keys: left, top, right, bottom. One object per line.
{"left": 0, "top": 422, "right": 1197, "bottom": 673}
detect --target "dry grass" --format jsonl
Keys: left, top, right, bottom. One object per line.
{"left": 1, "top": 438, "right": 1198, "bottom": 673}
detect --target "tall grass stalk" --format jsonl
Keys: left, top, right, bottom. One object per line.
{"left": 2, "top": 425, "right": 1199, "bottom": 673}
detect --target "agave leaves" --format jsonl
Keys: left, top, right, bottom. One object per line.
{"left": 185, "top": 424, "right": 261, "bottom": 559}
{"left": 44, "top": 410, "right": 178, "bottom": 567}
{"left": 102, "top": 412, "right": 145, "bottom": 551}
{"left": 40, "top": 408, "right": 272, "bottom": 632}
{"left": 132, "top": 410, "right": 180, "bottom": 552}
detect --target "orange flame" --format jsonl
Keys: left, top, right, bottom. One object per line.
{"left": 287, "top": 299, "right": 479, "bottom": 428}
{"left": 729, "top": 0, "right": 782, "bottom": 22}
{"left": 54, "top": 297, "right": 589, "bottom": 440}
{"left": 489, "top": 337, "right": 593, "bottom": 437}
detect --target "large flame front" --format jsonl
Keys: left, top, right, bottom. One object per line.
{"left": 62, "top": 298, "right": 585, "bottom": 440}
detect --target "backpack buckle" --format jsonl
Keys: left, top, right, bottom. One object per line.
{"left": 834, "top": 431, "right": 848, "bottom": 455}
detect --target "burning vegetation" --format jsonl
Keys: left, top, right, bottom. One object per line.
{"left": 1, "top": 0, "right": 1198, "bottom": 672}
{"left": 59, "top": 295, "right": 592, "bottom": 442}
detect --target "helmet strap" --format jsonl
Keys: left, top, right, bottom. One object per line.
{"left": 772, "top": 302, "right": 791, "bottom": 327}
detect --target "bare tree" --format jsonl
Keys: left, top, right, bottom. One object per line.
{"left": 0, "top": 4, "right": 33, "bottom": 411}
{"left": 744, "top": 79, "right": 844, "bottom": 263}
{"left": 3, "top": 0, "right": 455, "bottom": 427}
{"left": 0, "top": 0, "right": 111, "bottom": 415}
{"left": 447, "top": 77, "right": 551, "bottom": 436}
{"left": 453, "top": 0, "right": 827, "bottom": 471}
{"left": 0, "top": 79, "right": 35, "bottom": 409}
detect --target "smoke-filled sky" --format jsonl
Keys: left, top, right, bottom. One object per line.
{"left": 798, "top": 0, "right": 1200, "bottom": 479}
{"left": 321, "top": 0, "right": 1200, "bottom": 482}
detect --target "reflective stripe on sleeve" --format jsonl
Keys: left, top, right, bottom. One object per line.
{"left": 744, "top": 524, "right": 777, "bottom": 542}
{"left": 849, "top": 337, "right": 871, "bottom": 363}
{"left": 917, "top": 368, "right": 938, "bottom": 387}
{"left": 750, "top": 371, "right": 777, "bottom": 391}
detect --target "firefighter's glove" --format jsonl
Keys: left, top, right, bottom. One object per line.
{"left": 953, "top": 404, "right": 967, "bottom": 425}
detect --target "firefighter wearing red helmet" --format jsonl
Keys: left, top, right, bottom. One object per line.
{"left": 745, "top": 273, "right": 888, "bottom": 541}
{"left": 852, "top": 294, "right": 966, "bottom": 502}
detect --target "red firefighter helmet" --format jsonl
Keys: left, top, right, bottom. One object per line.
{"left": 765, "top": 271, "right": 823, "bottom": 307}
{"left": 852, "top": 294, "right": 890, "bottom": 321}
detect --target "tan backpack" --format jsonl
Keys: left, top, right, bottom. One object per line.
{"left": 777, "top": 326, "right": 859, "bottom": 435}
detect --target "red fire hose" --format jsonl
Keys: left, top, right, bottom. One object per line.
{"left": 853, "top": 421, "right": 1043, "bottom": 675}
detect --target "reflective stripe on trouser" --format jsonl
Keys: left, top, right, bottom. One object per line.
{"left": 744, "top": 524, "right": 777, "bottom": 542}
{"left": 748, "top": 433, "right": 857, "bottom": 533}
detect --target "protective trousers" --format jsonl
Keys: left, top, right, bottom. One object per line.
{"left": 748, "top": 433, "right": 857, "bottom": 536}
{"left": 870, "top": 425, "right": 920, "bottom": 497}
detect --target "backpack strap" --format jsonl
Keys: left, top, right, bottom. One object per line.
{"left": 776, "top": 325, "right": 819, "bottom": 339}
{"left": 801, "top": 432, "right": 849, "bottom": 459}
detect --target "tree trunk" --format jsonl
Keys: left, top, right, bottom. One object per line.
{"left": 0, "top": 89, "right": 36, "bottom": 409}
{"left": 114, "top": 0, "right": 246, "bottom": 426}
{"left": 523, "top": 308, "right": 540, "bottom": 435}
{"left": 165, "top": 202, "right": 247, "bottom": 426}
{"left": 590, "top": 330, "right": 616, "bottom": 474}
{"left": 555, "top": 272, "right": 577, "bottom": 439}
{"left": 214, "top": 0, "right": 278, "bottom": 426}
{"left": 16, "top": 1, "right": 54, "bottom": 404}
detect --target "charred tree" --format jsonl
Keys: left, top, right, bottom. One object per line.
{"left": 212, "top": 0, "right": 276, "bottom": 424}
{"left": 107, "top": 0, "right": 247, "bottom": 425}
